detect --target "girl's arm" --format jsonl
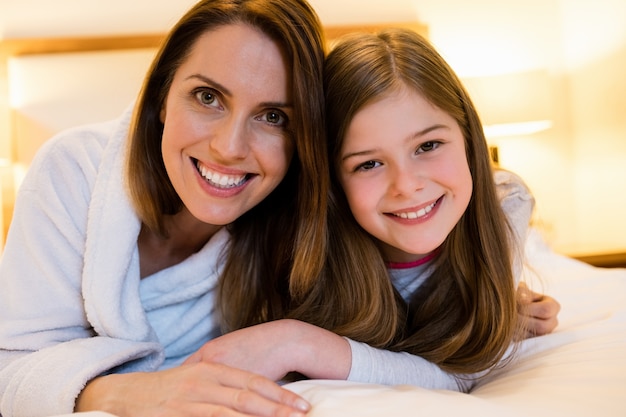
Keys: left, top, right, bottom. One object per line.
{"left": 185, "top": 319, "right": 474, "bottom": 392}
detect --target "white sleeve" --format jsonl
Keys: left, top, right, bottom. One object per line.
{"left": 346, "top": 339, "right": 477, "bottom": 392}
{"left": 0, "top": 125, "right": 162, "bottom": 417}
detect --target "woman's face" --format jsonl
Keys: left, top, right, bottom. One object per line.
{"left": 160, "top": 22, "right": 294, "bottom": 226}
{"left": 338, "top": 86, "right": 472, "bottom": 264}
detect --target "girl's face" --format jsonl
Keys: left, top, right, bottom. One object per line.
{"left": 338, "top": 86, "right": 472, "bottom": 264}
{"left": 160, "top": 23, "right": 294, "bottom": 226}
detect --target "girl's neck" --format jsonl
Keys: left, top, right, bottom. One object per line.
{"left": 386, "top": 251, "right": 437, "bottom": 269}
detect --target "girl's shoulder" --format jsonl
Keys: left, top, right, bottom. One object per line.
{"left": 493, "top": 169, "right": 534, "bottom": 203}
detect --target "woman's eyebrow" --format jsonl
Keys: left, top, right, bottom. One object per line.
{"left": 185, "top": 73, "right": 231, "bottom": 97}
{"left": 184, "top": 73, "right": 293, "bottom": 109}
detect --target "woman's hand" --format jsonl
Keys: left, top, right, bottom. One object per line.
{"left": 517, "top": 282, "right": 561, "bottom": 338}
{"left": 75, "top": 361, "right": 310, "bottom": 417}
{"left": 184, "top": 319, "right": 352, "bottom": 381}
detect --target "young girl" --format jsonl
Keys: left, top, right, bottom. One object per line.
{"left": 321, "top": 28, "right": 554, "bottom": 386}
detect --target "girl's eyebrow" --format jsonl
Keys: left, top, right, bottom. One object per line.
{"left": 341, "top": 123, "right": 449, "bottom": 162}
{"left": 185, "top": 73, "right": 293, "bottom": 110}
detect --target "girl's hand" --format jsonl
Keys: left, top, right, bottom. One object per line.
{"left": 75, "top": 361, "right": 310, "bottom": 417}
{"left": 517, "top": 282, "right": 561, "bottom": 337}
{"left": 184, "top": 319, "right": 352, "bottom": 381}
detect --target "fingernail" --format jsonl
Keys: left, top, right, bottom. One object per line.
{"left": 294, "top": 398, "right": 310, "bottom": 411}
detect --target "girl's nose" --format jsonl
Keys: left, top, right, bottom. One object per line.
{"left": 388, "top": 165, "right": 425, "bottom": 197}
{"left": 208, "top": 116, "right": 250, "bottom": 160}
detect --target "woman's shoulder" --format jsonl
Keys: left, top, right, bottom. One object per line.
{"left": 37, "top": 109, "right": 130, "bottom": 166}
{"left": 22, "top": 108, "right": 133, "bottom": 190}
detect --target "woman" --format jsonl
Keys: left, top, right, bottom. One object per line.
{"left": 0, "top": 0, "right": 326, "bottom": 415}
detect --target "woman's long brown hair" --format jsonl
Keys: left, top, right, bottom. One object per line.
{"left": 323, "top": 28, "right": 521, "bottom": 374}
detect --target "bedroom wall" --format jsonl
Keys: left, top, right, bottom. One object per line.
{"left": 558, "top": 0, "right": 626, "bottom": 255}
{"left": 1, "top": 0, "right": 624, "bottom": 256}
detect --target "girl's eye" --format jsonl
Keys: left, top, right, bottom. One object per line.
{"left": 258, "top": 110, "right": 288, "bottom": 127}
{"left": 195, "top": 89, "right": 220, "bottom": 108}
{"left": 355, "top": 160, "right": 381, "bottom": 172}
{"left": 416, "top": 141, "right": 440, "bottom": 154}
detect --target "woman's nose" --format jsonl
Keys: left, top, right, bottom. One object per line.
{"left": 208, "top": 115, "right": 250, "bottom": 160}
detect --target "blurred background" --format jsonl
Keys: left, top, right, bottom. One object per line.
{"left": 0, "top": 0, "right": 625, "bottom": 258}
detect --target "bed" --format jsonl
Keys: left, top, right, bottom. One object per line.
{"left": 47, "top": 228, "right": 626, "bottom": 417}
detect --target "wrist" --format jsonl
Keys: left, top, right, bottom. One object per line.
{"left": 283, "top": 319, "right": 351, "bottom": 380}
{"left": 74, "top": 373, "right": 125, "bottom": 414}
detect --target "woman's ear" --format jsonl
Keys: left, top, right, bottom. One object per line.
{"left": 159, "top": 102, "right": 166, "bottom": 124}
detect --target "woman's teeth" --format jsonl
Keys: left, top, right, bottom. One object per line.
{"left": 196, "top": 161, "right": 247, "bottom": 189}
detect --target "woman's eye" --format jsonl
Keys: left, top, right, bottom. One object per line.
{"left": 259, "top": 110, "right": 288, "bottom": 127}
{"left": 195, "top": 89, "right": 220, "bottom": 108}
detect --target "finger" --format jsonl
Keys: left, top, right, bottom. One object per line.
{"left": 524, "top": 316, "right": 558, "bottom": 337}
{"left": 223, "top": 384, "right": 308, "bottom": 417}
{"left": 516, "top": 282, "right": 532, "bottom": 304}
{"left": 518, "top": 282, "right": 546, "bottom": 303}
{"left": 529, "top": 297, "right": 561, "bottom": 320}
{"left": 241, "top": 373, "right": 310, "bottom": 414}
{"left": 207, "top": 363, "right": 311, "bottom": 414}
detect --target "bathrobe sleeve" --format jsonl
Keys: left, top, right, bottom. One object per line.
{"left": 0, "top": 116, "right": 163, "bottom": 417}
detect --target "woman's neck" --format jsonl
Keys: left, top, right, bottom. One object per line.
{"left": 137, "top": 208, "right": 222, "bottom": 278}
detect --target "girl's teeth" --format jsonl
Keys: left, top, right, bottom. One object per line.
{"left": 396, "top": 202, "right": 435, "bottom": 219}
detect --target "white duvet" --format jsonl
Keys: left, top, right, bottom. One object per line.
{"left": 56, "top": 230, "right": 626, "bottom": 417}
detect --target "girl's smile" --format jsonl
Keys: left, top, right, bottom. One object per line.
{"left": 385, "top": 196, "right": 442, "bottom": 223}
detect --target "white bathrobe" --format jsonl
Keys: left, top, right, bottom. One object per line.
{"left": 0, "top": 108, "right": 228, "bottom": 416}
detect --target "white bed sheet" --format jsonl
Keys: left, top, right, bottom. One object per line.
{"left": 58, "top": 230, "right": 626, "bottom": 417}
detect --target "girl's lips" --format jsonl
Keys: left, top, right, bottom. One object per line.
{"left": 387, "top": 197, "right": 442, "bottom": 220}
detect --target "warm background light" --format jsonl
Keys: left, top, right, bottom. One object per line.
{"left": 0, "top": 0, "right": 625, "bottom": 257}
